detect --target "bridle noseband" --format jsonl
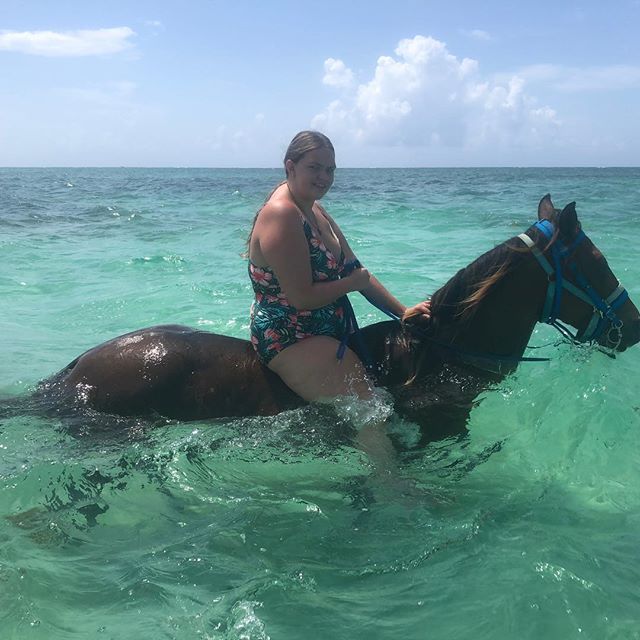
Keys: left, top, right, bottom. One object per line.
{"left": 518, "top": 219, "right": 629, "bottom": 350}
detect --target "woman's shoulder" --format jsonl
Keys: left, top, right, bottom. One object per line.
{"left": 260, "top": 191, "right": 300, "bottom": 226}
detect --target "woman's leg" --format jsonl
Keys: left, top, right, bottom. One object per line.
{"left": 267, "top": 335, "right": 372, "bottom": 401}
{"left": 268, "top": 336, "right": 397, "bottom": 472}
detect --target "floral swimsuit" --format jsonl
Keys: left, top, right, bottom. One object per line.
{"left": 249, "top": 217, "right": 347, "bottom": 364}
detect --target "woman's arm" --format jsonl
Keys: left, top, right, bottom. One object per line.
{"left": 319, "top": 207, "right": 431, "bottom": 321}
{"left": 255, "top": 202, "right": 370, "bottom": 310}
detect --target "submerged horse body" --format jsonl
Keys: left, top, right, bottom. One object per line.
{"left": 36, "top": 196, "right": 640, "bottom": 432}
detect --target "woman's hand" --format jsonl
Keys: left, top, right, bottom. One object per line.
{"left": 348, "top": 267, "right": 371, "bottom": 292}
{"left": 402, "top": 299, "right": 431, "bottom": 323}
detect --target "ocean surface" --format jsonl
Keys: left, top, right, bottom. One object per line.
{"left": 1, "top": 167, "right": 640, "bottom": 639}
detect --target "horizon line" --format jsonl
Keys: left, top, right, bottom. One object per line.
{"left": 1, "top": 165, "right": 639, "bottom": 170}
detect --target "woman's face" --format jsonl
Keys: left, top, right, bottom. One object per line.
{"left": 287, "top": 147, "right": 336, "bottom": 201}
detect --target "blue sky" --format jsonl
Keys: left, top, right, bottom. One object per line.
{"left": 1, "top": 0, "right": 639, "bottom": 167}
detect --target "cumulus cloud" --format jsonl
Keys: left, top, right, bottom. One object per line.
{"left": 312, "top": 35, "right": 559, "bottom": 153}
{"left": 323, "top": 58, "right": 354, "bottom": 88}
{"left": 0, "top": 27, "right": 136, "bottom": 57}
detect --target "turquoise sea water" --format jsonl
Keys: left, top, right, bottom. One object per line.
{"left": 1, "top": 167, "right": 640, "bottom": 639}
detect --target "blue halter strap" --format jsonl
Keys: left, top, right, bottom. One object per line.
{"left": 518, "top": 220, "right": 628, "bottom": 348}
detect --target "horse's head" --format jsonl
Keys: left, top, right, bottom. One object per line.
{"left": 530, "top": 194, "right": 640, "bottom": 352}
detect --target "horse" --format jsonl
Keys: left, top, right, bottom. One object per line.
{"left": 33, "top": 195, "right": 640, "bottom": 439}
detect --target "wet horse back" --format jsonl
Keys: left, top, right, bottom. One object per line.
{"left": 41, "top": 325, "right": 300, "bottom": 419}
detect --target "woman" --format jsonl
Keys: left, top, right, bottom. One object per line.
{"left": 248, "top": 131, "right": 430, "bottom": 402}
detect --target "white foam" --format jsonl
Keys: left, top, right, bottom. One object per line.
{"left": 325, "top": 387, "right": 395, "bottom": 430}
{"left": 74, "top": 382, "right": 94, "bottom": 404}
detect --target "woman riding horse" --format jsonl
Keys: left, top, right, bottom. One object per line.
{"left": 247, "top": 131, "right": 431, "bottom": 402}
{"left": 35, "top": 194, "right": 640, "bottom": 438}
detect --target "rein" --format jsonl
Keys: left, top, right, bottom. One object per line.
{"left": 518, "top": 220, "right": 629, "bottom": 351}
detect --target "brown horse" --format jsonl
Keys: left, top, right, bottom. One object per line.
{"left": 35, "top": 196, "right": 640, "bottom": 437}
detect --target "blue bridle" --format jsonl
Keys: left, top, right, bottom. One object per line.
{"left": 518, "top": 219, "right": 629, "bottom": 349}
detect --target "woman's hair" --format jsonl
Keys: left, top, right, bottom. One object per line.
{"left": 245, "top": 131, "right": 335, "bottom": 248}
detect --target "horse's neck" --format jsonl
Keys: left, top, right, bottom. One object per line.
{"left": 356, "top": 251, "right": 548, "bottom": 384}
{"left": 437, "top": 252, "right": 546, "bottom": 360}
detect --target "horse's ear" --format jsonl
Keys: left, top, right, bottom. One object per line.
{"left": 559, "top": 202, "right": 579, "bottom": 238}
{"left": 538, "top": 194, "right": 557, "bottom": 222}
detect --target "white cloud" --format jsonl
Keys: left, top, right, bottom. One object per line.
{"left": 464, "top": 29, "right": 492, "bottom": 41}
{"left": 58, "top": 81, "right": 138, "bottom": 104}
{"left": 0, "top": 27, "right": 136, "bottom": 57}
{"left": 52, "top": 81, "right": 157, "bottom": 138}
{"left": 144, "top": 20, "right": 165, "bottom": 35}
{"left": 518, "top": 63, "right": 640, "bottom": 92}
{"left": 313, "top": 35, "right": 558, "bottom": 153}
{"left": 323, "top": 58, "right": 354, "bottom": 88}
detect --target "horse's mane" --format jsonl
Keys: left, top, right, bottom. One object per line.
{"left": 401, "top": 220, "right": 569, "bottom": 384}
{"left": 428, "top": 236, "right": 528, "bottom": 328}
{"left": 424, "top": 221, "right": 568, "bottom": 329}
{"left": 401, "top": 235, "right": 529, "bottom": 385}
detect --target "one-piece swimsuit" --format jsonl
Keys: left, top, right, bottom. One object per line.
{"left": 249, "top": 216, "right": 347, "bottom": 364}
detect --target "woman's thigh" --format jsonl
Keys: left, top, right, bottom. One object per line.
{"left": 268, "top": 335, "right": 372, "bottom": 401}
